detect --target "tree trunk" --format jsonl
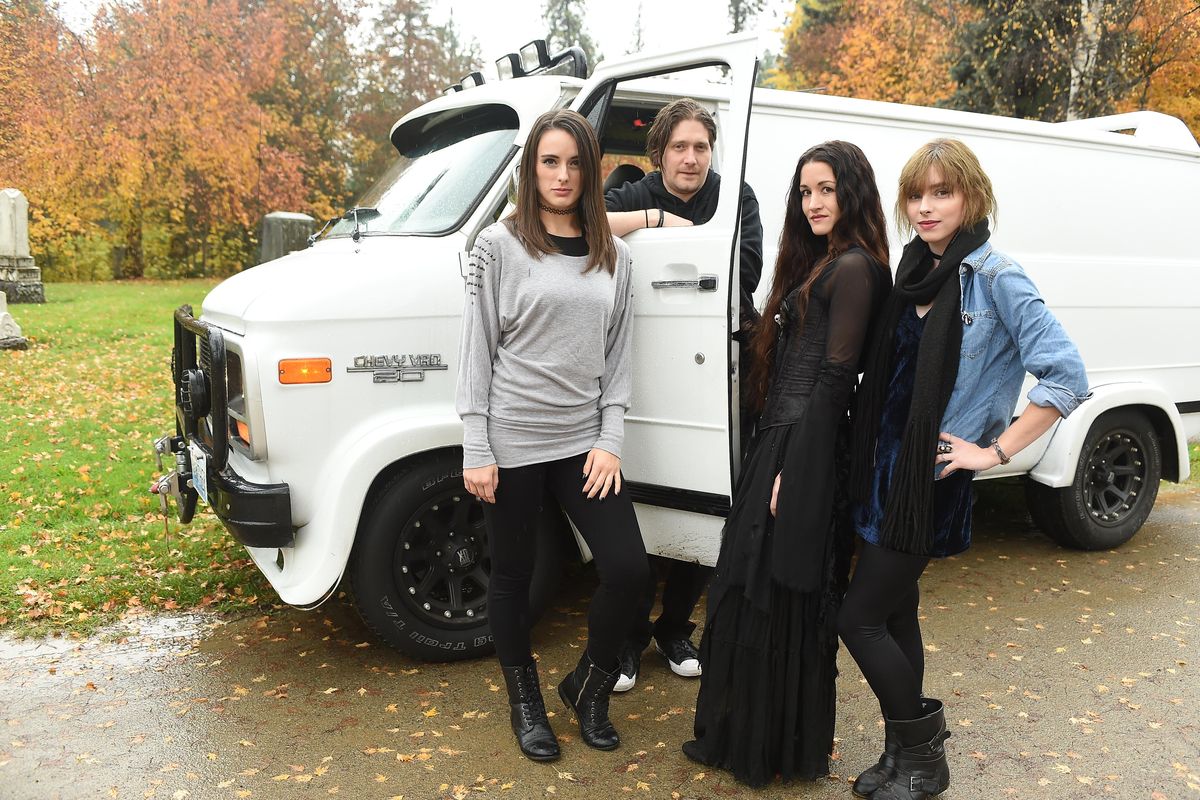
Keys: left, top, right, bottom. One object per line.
{"left": 113, "top": 203, "right": 144, "bottom": 280}
{"left": 1068, "top": 0, "right": 1105, "bottom": 119}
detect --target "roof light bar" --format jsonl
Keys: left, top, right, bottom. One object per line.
{"left": 519, "top": 40, "right": 550, "bottom": 73}
{"left": 496, "top": 53, "right": 522, "bottom": 80}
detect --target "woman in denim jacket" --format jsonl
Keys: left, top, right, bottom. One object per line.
{"left": 839, "top": 139, "right": 1089, "bottom": 800}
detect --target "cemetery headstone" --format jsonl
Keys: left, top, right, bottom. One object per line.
{"left": 0, "top": 189, "right": 46, "bottom": 303}
{"left": 0, "top": 293, "right": 28, "bottom": 350}
{"left": 259, "top": 212, "right": 316, "bottom": 265}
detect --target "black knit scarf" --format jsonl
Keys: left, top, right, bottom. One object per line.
{"left": 849, "top": 220, "right": 990, "bottom": 554}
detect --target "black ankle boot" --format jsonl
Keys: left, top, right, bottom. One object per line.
{"left": 854, "top": 699, "right": 944, "bottom": 797}
{"left": 500, "top": 662, "right": 560, "bottom": 761}
{"left": 557, "top": 652, "right": 620, "bottom": 750}
{"left": 853, "top": 719, "right": 899, "bottom": 797}
{"left": 871, "top": 699, "right": 952, "bottom": 799}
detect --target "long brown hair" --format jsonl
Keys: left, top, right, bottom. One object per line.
{"left": 505, "top": 109, "right": 616, "bottom": 274}
{"left": 747, "top": 140, "right": 890, "bottom": 408}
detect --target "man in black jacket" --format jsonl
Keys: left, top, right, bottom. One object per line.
{"left": 604, "top": 97, "right": 764, "bottom": 691}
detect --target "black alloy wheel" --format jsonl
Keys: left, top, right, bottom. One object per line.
{"left": 1026, "top": 409, "right": 1162, "bottom": 551}
{"left": 351, "top": 449, "right": 567, "bottom": 661}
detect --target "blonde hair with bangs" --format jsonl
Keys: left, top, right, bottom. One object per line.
{"left": 896, "top": 138, "right": 997, "bottom": 236}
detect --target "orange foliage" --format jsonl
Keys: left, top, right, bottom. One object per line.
{"left": 1119, "top": 0, "right": 1200, "bottom": 138}
{"left": 771, "top": 0, "right": 963, "bottom": 106}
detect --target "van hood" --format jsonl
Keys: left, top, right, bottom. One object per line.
{"left": 201, "top": 234, "right": 466, "bottom": 334}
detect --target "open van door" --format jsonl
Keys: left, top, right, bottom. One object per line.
{"left": 570, "top": 35, "right": 759, "bottom": 566}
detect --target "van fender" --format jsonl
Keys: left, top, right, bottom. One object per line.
{"left": 249, "top": 413, "right": 465, "bottom": 607}
{"left": 1028, "top": 382, "right": 1188, "bottom": 488}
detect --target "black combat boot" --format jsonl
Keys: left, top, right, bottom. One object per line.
{"left": 854, "top": 699, "right": 945, "bottom": 797}
{"left": 557, "top": 652, "right": 621, "bottom": 750}
{"left": 500, "top": 662, "right": 560, "bottom": 762}
{"left": 870, "top": 699, "right": 952, "bottom": 799}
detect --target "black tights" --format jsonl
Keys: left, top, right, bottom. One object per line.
{"left": 838, "top": 543, "right": 930, "bottom": 721}
{"left": 482, "top": 452, "right": 648, "bottom": 670}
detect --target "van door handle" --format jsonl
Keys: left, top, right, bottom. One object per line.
{"left": 651, "top": 275, "right": 719, "bottom": 291}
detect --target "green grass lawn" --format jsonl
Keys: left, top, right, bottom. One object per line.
{"left": 1, "top": 281, "right": 273, "bottom": 637}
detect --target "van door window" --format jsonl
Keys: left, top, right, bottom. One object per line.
{"left": 327, "top": 104, "right": 519, "bottom": 239}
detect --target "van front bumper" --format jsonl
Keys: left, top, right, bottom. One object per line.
{"left": 154, "top": 433, "right": 294, "bottom": 549}
{"left": 153, "top": 303, "right": 293, "bottom": 549}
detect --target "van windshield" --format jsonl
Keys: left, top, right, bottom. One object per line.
{"left": 328, "top": 104, "right": 519, "bottom": 237}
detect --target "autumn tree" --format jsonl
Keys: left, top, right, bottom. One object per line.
{"left": 543, "top": 0, "right": 600, "bottom": 68}
{"left": 253, "top": 0, "right": 362, "bottom": 225}
{"left": 949, "top": 0, "right": 1141, "bottom": 120}
{"left": 770, "top": 0, "right": 961, "bottom": 106}
{"left": 0, "top": 0, "right": 110, "bottom": 280}
{"left": 1119, "top": 0, "right": 1200, "bottom": 135}
{"left": 84, "top": 0, "right": 314, "bottom": 278}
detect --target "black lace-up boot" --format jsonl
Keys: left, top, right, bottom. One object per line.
{"left": 871, "top": 699, "right": 952, "bottom": 799}
{"left": 500, "top": 662, "right": 560, "bottom": 761}
{"left": 557, "top": 652, "right": 621, "bottom": 750}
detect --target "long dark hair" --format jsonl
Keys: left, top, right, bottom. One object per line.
{"left": 747, "top": 140, "right": 890, "bottom": 407}
{"left": 505, "top": 109, "right": 616, "bottom": 274}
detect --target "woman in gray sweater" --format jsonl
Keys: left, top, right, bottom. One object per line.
{"left": 456, "top": 109, "right": 648, "bottom": 761}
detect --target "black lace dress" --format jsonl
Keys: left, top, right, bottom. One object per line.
{"left": 689, "top": 249, "right": 889, "bottom": 787}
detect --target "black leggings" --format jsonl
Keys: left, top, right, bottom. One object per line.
{"left": 837, "top": 543, "right": 930, "bottom": 721}
{"left": 482, "top": 452, "right": 648, "bottom": 670}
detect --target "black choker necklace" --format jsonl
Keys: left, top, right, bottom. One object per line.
{"left": 930, "top": 250, "right": 945, "bottom": 259}
{"left": 539, "top": 202, "right": 577, "bottom": 216}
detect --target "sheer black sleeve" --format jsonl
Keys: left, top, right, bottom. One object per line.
{"left": 823, "top": 250, "right": 877, "bottom": 367}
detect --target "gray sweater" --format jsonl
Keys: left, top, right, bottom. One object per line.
{"left": 456, "top": 222, "right": 634, "bottom": 469}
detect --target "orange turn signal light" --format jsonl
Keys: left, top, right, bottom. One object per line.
{"left": 278, "top": 358, "right": 332, "bottom": 385}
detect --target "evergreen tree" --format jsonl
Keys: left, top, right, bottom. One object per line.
{"left": 543, "top": 0, "right": 600, "bottom": 68}
{"left": 628, "top": 1, "right": 644, "bottom": 54}
{"left": 352, "top": 0, "right": 479, "bottom": 196}
{"left": 729, "top": 0, "right": 766, "bottom": 33}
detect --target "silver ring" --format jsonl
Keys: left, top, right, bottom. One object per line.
{"left": 937, "top": 442, "right": 953, "bottom": 455}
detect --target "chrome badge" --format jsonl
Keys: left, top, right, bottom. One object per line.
{"left": 347, "top": 354, "right": 448, "bottom": 383}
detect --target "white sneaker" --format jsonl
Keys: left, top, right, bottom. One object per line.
{"left": 613, "top": 643, "right": 641, "bottom": 693}
{"left": 656, "top": 638, "right": 702, "bottom": 678}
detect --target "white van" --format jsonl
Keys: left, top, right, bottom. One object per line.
{"left": 153, "top": 35, "right": 1200, "bottom": 661}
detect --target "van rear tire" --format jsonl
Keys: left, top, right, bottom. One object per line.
{"left": 350, "top": 450, "right": 567, "bottom": 661}
{"left": 1025, "top": 409, "right": 1161, "bottom": 551}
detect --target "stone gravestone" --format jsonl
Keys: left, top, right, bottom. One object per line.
{"left": 0, "top": 292, "right": 28, "bottom": 350}
{"left": 258, "top": 211, "right": 315, "bottom": 265}
{"left": 0, "top": 189, "right": 46, "bottom": 304}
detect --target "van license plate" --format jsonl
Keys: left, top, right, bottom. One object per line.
{"left": 189, "top": 443, "right": 209, "bottom": 506}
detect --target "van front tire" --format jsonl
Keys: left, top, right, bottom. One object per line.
{"left": 350, "top": 451, "right": 567, "bottom": 661}
{"left": 1026, "top": 409, "right": 1161, "bottom": 550}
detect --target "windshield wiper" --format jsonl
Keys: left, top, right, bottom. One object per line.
{"left": 344, "top": 206, "right": 382, "bottom": 242}
{"left": 307, "top": 216, "right": 340, "bottom": 246}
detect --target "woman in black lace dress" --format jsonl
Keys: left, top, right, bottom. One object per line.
{"left": 682, "top": 141, "right": 891, "bottom": 786}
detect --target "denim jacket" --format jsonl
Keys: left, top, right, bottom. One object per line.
{"left": 940, "top": 241, "right": 1090, "bottom": 460}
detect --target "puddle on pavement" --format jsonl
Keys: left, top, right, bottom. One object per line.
{"left": 0, "top": 611, "right": 220, "bottom": 680}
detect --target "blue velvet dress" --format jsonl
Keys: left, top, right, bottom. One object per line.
{"left": 853, "top": 305, "right": 974, "bottom": 557}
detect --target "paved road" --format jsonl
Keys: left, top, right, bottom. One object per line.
{"left": 3, "top": 483, "right": 1198, "bottom": 800}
